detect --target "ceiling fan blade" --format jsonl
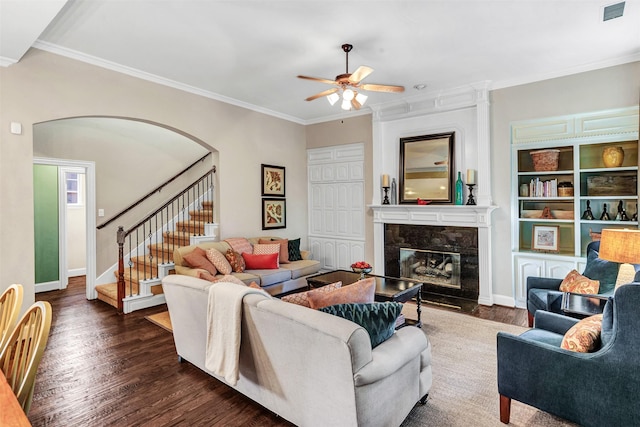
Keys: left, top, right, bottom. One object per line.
{"left": 305, "top": 87, "right": 339, "bottom": 102}
{"left": 351, "top": 98, "right": 362, "bottom": 110}
{"left": 348, "top": 66, "right": 374, "bottom": 84}
{"left": 297, "top": 75, "right": 338, "bottom": 85}
{"left": 360, "top": 83, "right": 405, "bottom": 93}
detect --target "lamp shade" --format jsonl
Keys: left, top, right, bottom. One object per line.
{"left": 599, "top": 228, "right": 640, "bottom": 264}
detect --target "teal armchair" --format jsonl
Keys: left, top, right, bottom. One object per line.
{"left": 498, "top": 283, "right": 640, "bottom": 426}
{"left": 526, "top": 240, "right": 622, "bottom": 326}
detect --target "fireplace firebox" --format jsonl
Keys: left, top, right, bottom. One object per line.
{"left": 385, "top": 224, "right": 479, "bottom": 309}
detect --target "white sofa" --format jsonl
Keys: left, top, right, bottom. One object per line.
{"left": 162, "top": 274, "right": 432, "bottom": 427}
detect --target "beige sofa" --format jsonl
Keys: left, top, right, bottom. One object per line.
{"left": 162, "top": 274, "right": 432, "bottom": 427}
{"left": 173, "top": 237, "right": 320, "bottom": 296}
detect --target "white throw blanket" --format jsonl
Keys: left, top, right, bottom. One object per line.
{"left": 204, "top": 281, "right": 267, "bottom": 386}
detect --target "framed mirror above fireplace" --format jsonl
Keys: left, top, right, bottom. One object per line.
{"left": 399, "top": 132, "right": 455, "bottom": 204}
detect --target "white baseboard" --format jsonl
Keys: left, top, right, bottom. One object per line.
{"left": 35, "top": 280, "right": 61, "bottom": 293}
{"left": 492, "top": 294, "right": 518, "bottom": 308}
{"left": 68, "top": 268, "right": 86, "bottom": 277}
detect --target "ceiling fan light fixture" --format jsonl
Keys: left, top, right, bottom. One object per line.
{"left": 355, "top": 92, "right": 368, "bottom": 105}
{"left": 327, "top": 92, "right": 340, "bottom": 106}
{"left": 341, "top": 99, "right": 351, "bottom": 110}
{"left": 343, "top": 88, "right": 355, "bottom": 101}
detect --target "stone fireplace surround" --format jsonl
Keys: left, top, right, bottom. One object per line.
{"left": 371, "top": 205, "right": 496, "bottom": 306}
{"left": 386, "top": 223, "right": 478, "bottom": 302}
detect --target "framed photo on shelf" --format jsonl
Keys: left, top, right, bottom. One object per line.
{"left": 262, "top": 198, "right": 286, "bottom": 230}
{"left": 261, "top": 164, "right": 285, "bottom": 197}
{"left": 532, "top": 225, "right": 560, "bottom": 252}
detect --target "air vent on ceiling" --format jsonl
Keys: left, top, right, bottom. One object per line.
{"left": 603, "top": 1, "right": 625, "bottom": 21}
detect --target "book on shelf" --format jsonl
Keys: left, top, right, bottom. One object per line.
{"left": 528, "top": 178, "right": 558, "bottom": 197}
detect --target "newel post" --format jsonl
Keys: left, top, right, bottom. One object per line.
{"left": 117, "top": 226, "right": 126, "bottom": 315}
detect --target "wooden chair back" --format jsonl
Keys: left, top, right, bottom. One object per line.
{"left": 0, "top": 284, "right": 23, "bottom": 354}
{"left": 0, "top": 301, "right": 52, "bottom": 414}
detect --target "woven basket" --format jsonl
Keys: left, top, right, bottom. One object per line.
{"left": 530, "top": 149, "right": 560, "bottom": 171}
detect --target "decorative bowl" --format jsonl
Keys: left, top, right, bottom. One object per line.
{"left": 351, "top": 267, "right": 372, "bottom": 279}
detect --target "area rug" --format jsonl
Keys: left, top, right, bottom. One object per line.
{"left": 400, "top": 304, "right": 576, "bottom": 427}
{"left": 145, "top": 311, "right": 172, "bottom": 332}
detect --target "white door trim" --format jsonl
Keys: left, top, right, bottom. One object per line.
{"left": 33, "top": 157, "right": 97, "bottom": 300}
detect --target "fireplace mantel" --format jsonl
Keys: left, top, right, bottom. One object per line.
{"left": 370, "top": 204, "right": 497, "bottom": 306}
{"left": 369, "top": 205, "right": 497, "bottom": 228}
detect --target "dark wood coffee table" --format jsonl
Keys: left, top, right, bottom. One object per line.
{"left": 306, "top": 270, "right": 423, "bottom": 327}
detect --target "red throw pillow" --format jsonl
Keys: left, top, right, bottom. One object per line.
{"left": 242, "top": 252, "right": 279, "bottom": 270}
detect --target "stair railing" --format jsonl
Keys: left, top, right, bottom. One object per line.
{"left": 115, "top": 166, "right": 215, "bottom": 314}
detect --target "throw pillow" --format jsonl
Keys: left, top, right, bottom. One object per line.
{"left": 307, "top": 278, "right": 376, "bottom": 310}
{"left": 260, "top": 238, "right": 289, "bottom": 263}
{"left": 242, "top": 252, "right": 279, "bottom": 270}
{"left": 559, "top": 270, "right": 600, "bottom": 294}
{"left": 253, "top": 243, "right": 281, "bottom": 265}
{"left": 224, "top": 237, "right": 253, "bottom": 254}
{"left": 288, "top": 238, "right": 303, "bottom": 261}
{"left": 225, "top": 249, "right": 245, "bottom": 273}
{"left": 320, "top": 302, "right": 403, "bottom": 348}
{"left": 582, "top": 248, "right": 620, "bottom": 286}
{"left": 281, "top": 281, "right": 342, "bottom": 308}
{"left": 205, "top": 248, "right": 232, "bottom": 275}
{"left": 561, "top": 314, "right": 603, "bottom": 352}
{"left": 182, "top": 247, "right": 217, "bottom": 275}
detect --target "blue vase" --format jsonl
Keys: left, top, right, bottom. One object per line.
{"left": 455, "top": 171, "right": 463, "bottom": 205}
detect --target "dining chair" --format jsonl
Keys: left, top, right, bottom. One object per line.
{"left": 0, "top": 301, "right": 52, "bottom": 414}
{"left": 0, "top": 284, "right": 24, "bottom": 354}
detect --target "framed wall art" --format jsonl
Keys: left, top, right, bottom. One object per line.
{"left": 399, "top": 132, "right": 455, "bottom": 204}
{"left": 262, "top": 198, "right": 286, "bottom": 230}
{"left": 532, "top": 225, "right": 560, "bottom": 252}
{"left": 261, "top": 164, "right": 285, "bottom": 197}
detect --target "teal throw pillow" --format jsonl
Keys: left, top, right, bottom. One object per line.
{"left": 288, "top": 238, "right": 303, "bottom": 261}
{"left": 319, "top": 302, "right": 403, "bottom": 348}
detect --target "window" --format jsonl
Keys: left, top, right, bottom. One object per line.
{"left": 65, "top": 172, "right": 83, "bottom": 206}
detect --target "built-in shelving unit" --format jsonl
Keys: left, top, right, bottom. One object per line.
{"left": 511, "top": 106, "right": 639, "bottom": 307}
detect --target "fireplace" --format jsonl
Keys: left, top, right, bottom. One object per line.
{"left": 370, "top": 204, "right": 496, "bottom": 307}
{"left": 385, "top": 224, "right": 479, "bottom": 309}
{"left": 399, "top": 248, "right": 461, "bottom": 289}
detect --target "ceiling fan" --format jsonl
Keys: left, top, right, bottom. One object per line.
{"left": 297, "top": 43, "right": 405, "bottom": 110}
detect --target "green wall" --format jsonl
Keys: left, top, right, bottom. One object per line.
{"left": 34, "top": 164, "right": 59, "bottom": 284}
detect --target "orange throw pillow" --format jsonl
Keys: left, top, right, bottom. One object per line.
{"left": 183, "top": 247, "right": 217, "bottom": 275}
{"left": 307, "top": 278, "right": 376, "bottom": 310}
{"left": 281, "top": 281, "right": 342, "bottom": 308}
{"left": 559, "top": 270, "right": 600, "bottom": 294}
{"left": 561, "top": 314, "right": 603, "bottom": 352}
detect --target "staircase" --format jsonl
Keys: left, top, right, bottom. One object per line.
{"left": 95, "top": 200, "right": 217, "bottom": 313}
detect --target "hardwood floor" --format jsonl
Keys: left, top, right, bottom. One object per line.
{"left": 28, "top": 277, "right": 527, "bottom": 426}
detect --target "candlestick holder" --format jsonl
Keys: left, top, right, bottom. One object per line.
{"left": 382, "top": 186, "right": 390, "bottom": 205}
{"left": 466, "top": 184, "right": 476, "bottom": 205}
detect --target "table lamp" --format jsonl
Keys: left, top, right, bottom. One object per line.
{"left": 598, "top": 228, "right": 640, "bottom": 288}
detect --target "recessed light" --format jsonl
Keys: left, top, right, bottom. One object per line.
{"left": 413, "top": 84, "right": 427, "bottom": 90}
